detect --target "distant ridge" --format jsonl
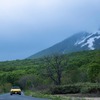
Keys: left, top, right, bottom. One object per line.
{"left": 28, "top": 29, "right": 100, "bottom": 59}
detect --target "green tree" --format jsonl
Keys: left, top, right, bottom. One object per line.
{"left": 88, "top": 63, "right": 100, "bottom": 82}
{"left": 44, "top": 54, "right": 67, "bottom": 85}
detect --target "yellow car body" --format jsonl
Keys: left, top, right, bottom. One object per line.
{"left": 10, "top": 86, "right": 21, "bottom": 95}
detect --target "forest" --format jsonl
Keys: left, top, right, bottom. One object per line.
{"left": 0, "top": 50, "right": 100, "bottom": 94}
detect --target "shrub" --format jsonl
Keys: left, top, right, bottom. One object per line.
{"left": 50, "top": 83, "right": 100, "bottom": 94}
{"left": 50, "top": 84, "right": 80, "bottom": 94}
{"left": 0, "top": 83, "right": 12, "bottom": 93}
{"left": 80, "top": 83, "right": 100, "bottom": 94}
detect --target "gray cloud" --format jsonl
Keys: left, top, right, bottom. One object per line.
{"left": 0, "top": 0, "right": 100, "bottom": 61}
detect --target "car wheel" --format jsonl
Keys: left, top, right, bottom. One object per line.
{"left": 19, "top": 93, "right": 21, "bottom": 95}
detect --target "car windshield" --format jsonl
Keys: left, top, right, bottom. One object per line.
{"left": 11, "top": 86, "right": 20, "bottom": 89}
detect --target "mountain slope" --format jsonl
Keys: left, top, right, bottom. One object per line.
{"left": 29, "top": 30, "right": 100, "bottom": 59}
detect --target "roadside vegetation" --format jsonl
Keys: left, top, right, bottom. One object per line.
{"left": 25, "top": 90, "right": 87, "bottom": 100}
{"left": 0, "top": 50, "right": 100, "bottom": 99}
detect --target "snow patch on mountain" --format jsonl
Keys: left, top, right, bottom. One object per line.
{"left": 75, "top": 30, "right": 100, "bottom": 50}
{"left": 75, "top": 33, "right": 92, "bottom": 45}
{"left": 81, "top": 36, "right": 100, "bottom": 50}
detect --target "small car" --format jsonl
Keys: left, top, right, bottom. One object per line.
{"left": 10, "top": 86, "right": 21, "bottom": 95}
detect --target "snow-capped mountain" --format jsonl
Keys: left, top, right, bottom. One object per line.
{"left": 29, "top": 29, "right": 100, "bottom": 59}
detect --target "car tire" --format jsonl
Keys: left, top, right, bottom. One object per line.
{"left": 19, "top": 92, "right": 21, "bottom": 95}
{"left": 10, "top": 93, "right": 12, "bottom": 95}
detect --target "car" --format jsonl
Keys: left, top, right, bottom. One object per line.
{"left": 10, "top": 86, "right": 21, "bottom": 95}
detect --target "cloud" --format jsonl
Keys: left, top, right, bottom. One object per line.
{"left": 0, "top": 0, "right": 100, "bottom": 60}
{"left": 0, "top": 0, "right": 100, "bottom": 37}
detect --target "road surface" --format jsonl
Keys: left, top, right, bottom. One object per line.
{"left": 0, "top": 93, "right": 49, "bottom": 100}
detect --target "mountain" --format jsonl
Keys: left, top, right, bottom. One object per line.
{"left": 29, "top": 29, "right": 100, "bottom": 59}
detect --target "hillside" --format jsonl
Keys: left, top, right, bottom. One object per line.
{"left": 0, "top": 50, "right": 100, "bottom": 93}
{"left": 28, "top": 30, "right": 100, "bottom": 59}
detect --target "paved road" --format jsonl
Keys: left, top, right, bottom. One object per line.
{"left": 0, "top": 93, "right": 49, "bottom": 100}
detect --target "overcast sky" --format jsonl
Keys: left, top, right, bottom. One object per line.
{"left": 0, "top": 0, "right": 100, "bottom": 61}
